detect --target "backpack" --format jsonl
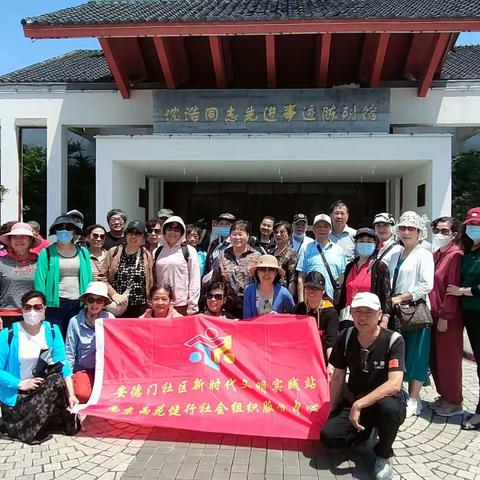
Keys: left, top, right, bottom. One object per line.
{"left": 343, "top": 326, "right": 401, "bottom": 356}
{"left": 154, "top": 243, "right": 190, "bottom": 264}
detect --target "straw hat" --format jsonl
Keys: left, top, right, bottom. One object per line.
{"left": 249, "top": 254, "right": 285, "bottom": 277}
{"left": 79, "top": 281, "right": 111, "bottom": 305}
{"left": 0, "top": 222, "right": 42, "bottom": 248}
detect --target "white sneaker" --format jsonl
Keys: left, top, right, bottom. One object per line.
{"left": 374, "top": 456, "right": 394, "bottom": 480}
{"left": 406, "top": 398, "right": 422, "bottom": 418}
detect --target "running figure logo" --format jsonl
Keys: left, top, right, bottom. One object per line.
{"left": 185, "top": 327, "right": 235, "bottom": 371}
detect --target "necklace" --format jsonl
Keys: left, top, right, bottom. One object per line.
{"left": 57, "top": 247, "right": 78, "bottom": 259}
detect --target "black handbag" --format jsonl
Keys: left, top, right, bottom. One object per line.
{"left": 32, "top": 349, "right": 64, "bottom": 379}
{"left": 392, "top": 299, "right": 433, "bottom": 332}
{"left": 390, "top": 257, "right": 433, "bottom": 332}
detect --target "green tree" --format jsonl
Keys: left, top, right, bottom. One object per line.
{"left": 67, "top": 139, "right": 95, "bottom": 225}
{"left": 22, "top": 144, "right": 47, "bottom": 231}
{"left": 452, "top": 151, "right": 480, "bottom": 220}
{"left": 0, "top": 185, "right": 7, "bottom": 202}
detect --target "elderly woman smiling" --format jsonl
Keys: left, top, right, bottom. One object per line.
{"left": 0, "top": 223, "right": 42, "bottom": 329}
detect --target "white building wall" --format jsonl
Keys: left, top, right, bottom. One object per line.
{"left": 0, "top": 85, "right": 477, "bottom": 224}
{"left": 111, "top": 162, "right": 146, "bottom": 221}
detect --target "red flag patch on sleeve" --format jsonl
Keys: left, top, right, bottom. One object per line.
{"left": 389, "top": 359, "right": 399, "bottom": 368}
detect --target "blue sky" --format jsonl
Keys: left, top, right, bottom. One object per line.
{"left": 1, "top": 1, "right": 480, "bottom": 75}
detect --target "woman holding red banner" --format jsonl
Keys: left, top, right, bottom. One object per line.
{"left": 65, "top": 282, "right": 115, "bottom": 403}
{"left": 243, "top": 255, "right": 295, "bottom": 319}
{"left": 295, "top": 271, "right": 338, "bottom": 364}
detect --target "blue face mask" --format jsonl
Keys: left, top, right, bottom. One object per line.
{"left": 466, "top": 225, "right": 480, "bottom": 242}
{"left": 212, "top": 226, "right": 231, "bottom": 240}
{"left": 56, "top": 230, "right": 74, "bottom": 244}
{"left": 356, "top": 242, "right": 376, "bottom": 258}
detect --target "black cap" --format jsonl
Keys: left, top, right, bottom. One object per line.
{"left": 125, "top": 220, "right": 146, "bottom": 234}
{"left": 354, "top": 227, "right": 378, "bottom": 241}
{"left": 304, "top": 271, "right": 326, "bottom": 289}
{"left": 49, "top": 216, "right": 83, "bottom": 236}
{"left": 293, "top": 213, "right": 308, "bottom": 224}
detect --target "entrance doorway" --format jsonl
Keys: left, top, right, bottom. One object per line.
{"left": 163, "top": 182, "right": 386, "bottom": 229}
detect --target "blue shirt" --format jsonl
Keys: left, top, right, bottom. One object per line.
{"left": 65, "top": 309, "right": 114, "bottom": 372}
{"left": 296, "top": 241, "right": 347, "bottom": 299}
{"left": 330, "top": 226, "right": 356, "bottom": 261}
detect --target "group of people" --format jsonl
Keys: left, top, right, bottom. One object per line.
{"left": 0, "top": 201, "right": 478, "bottom": 480}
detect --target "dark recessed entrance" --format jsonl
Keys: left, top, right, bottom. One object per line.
{"left": 164, "top": 182, "right": 386, "bottom": 229}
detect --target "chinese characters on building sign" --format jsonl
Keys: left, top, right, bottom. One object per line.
{"left": 163, "top": 103, "right": 378, "bottom": 123}
{"left": 153, "top": 89, "right": 390, "bottom": 134}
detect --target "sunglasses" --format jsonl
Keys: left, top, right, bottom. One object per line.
{"left": 165, "top": 225, "right": 182, "bottom": 232}
{"left": 147, "top": 228, "right": 162, "bottom": 235}
{"left": 127, "top": 231, "right": 144, "bottom": 237}
{"left": 257, "top": 267, "right": 277, "bottom": 273}
{"left": 360, "top": 348, "right": 370, "bottom": 373}
{"left": 86, "top": 296, "right": 105, "bottom": 305}
{"left": 91, "top": 233, "right": 105, "bottom": 240}
{"left": 432, "top": 228, "right": 451, "bottom": 235}
{"left": 22, "top": 304, "right": 45, "bottom": 312}
{"left": 207, "top": 293, "right": 224, "bottom": 301}
{"left": 398, "top": 226, "right": 417, "bottom": 232}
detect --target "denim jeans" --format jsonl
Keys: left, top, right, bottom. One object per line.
{"left": 46, "top": 298, "right": 82, "bottom": 339}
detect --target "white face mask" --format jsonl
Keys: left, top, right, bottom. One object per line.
{"left": 432, "top": 233, "right": 453, "bottom": 251}
{"left": 23, "top": 310, "right": 45, "bottom": 326}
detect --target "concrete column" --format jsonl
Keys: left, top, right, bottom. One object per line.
{"left": 46, "top": 121, "right": 67, "bottom": 228}
{"left": 0, "top": 118, "right": 20, "bottom": 223}
{"left": 430, "top": 140, "right": 452, "bottom": 219}
{"left": 95, "top": 139, "right": 114, "bottom": 225}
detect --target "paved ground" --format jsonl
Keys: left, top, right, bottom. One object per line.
{"left": 0, "top": 359, "right": 478, "bottom": 480}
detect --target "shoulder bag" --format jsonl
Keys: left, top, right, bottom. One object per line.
{"left": 390, "top": 256, "right": 433, "bottom": 332}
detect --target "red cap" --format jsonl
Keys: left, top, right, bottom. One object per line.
{"left": 464, "top": 207, "right": 480, "bottom": 225}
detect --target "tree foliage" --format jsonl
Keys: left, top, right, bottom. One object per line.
{"left": 22, "top": 144, "right": 47, "bottom": 231}
{"left": 452, "top": 151, "right": 480, "bottom": 220}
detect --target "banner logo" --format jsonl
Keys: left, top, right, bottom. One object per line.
{"left": 185, "top": 327, "right": 235, "bottom": 371}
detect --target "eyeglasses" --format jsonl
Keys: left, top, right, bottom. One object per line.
{"left": 432, "top": 228, "right": 452, "bottom": 235}
{"left": 360, "top": 348, "right": 370, "bottom": 373}
{"left": 22, "top": 304, "right": 45, "bottom": 312}
{"left": 206, "top": 293, "right": 224, "bottom": 301}
{"left": 147, "top": 228, "right": 162, "bottom": 235}
{"left": 126, "top": 231, "right": 144, "bottom": 237}
{"left": 257, "top": 267, "right": 277, "bottom": 273}
{"left": 86, "top": 296, "right": 105, "bottom": 305}
{"left": 398, "top": 226, "right": 417, "bottom": 232}
{"left": 91, "top": 233, "right": 105, "bottom": 240}
{"left": 165, "top": 225, "right": 182, "bottom": 232}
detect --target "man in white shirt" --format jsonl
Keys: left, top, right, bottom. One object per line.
{"left": 329, "top": 201, "right": 356, "bottom": 261}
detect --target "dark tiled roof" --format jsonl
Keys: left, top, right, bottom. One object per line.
{"left": 441, "top": 45, "right": 480, "bottom": 80}
{"left": 0, "top": 50, "right": 113, "bottom": 84}
{"left": 23, "top": 0, "right": 480, "bottom": 25}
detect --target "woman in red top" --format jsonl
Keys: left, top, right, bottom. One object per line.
{"left": 428, "top": 216, "right": 464, "bottom": 417}
{"left": 337, "top": 228, "right": 391, "bottom": 330}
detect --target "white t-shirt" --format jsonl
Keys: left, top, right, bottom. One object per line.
{"left": 18, "top": 324, "right": 48, "bottom": 381}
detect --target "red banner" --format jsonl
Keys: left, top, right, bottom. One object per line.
{"left": 77, "top": 314, "right": 330, "bottom": 439}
